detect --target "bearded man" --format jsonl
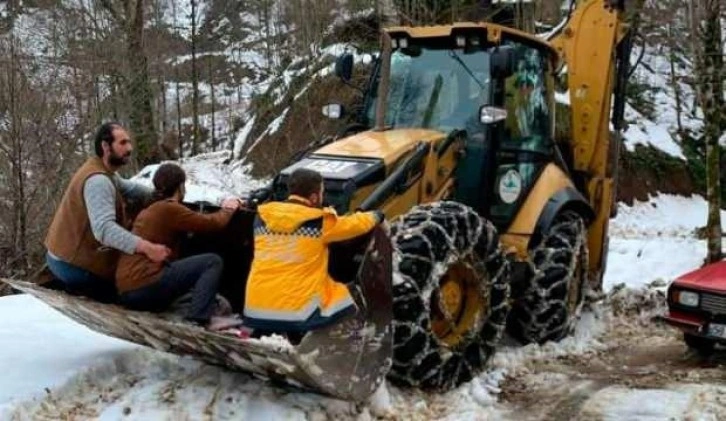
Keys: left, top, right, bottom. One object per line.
{"left": 44, "top": 122, "right": 170, "bottom": 302}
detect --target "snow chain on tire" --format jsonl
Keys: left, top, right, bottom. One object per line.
{"left": 387, "top": 201, "right": 511, "bottom": 389}
{"left": 509, "top": 211, "right": 589, "bottom": 344}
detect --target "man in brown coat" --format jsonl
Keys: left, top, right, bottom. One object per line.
{"left": 45, "top": 122, "right": 170, "bottom": 302}
{"left": 116, "top": 163, "right": 241, "bottom": 329}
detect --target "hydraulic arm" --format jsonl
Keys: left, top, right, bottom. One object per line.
{"left": 549, "top": 0, "right": 636, "bottom": 285}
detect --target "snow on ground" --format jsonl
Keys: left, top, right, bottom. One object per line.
{"left": 0, "top": 294, "right": 369, "bottom": 420}
{"left": 578, "top": 385, "right": 721, "bottom": 420}
{"left": 603, "top": 193, "right": 726, "bottom": 291}
{"left": 2, "top": 152, "right": 724, "bottom": 419}
{"left": 233, "top": 115, "right": 257, "bottom": 158}
{"left": 0, "top": 295, "right": 138, "bottom": 418}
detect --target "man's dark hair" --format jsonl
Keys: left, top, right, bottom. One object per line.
{"left": 94, "top": 122, "right": 123, "bottom": 157}
{"left": 152, "top": 163, "right": 187, "bottom": 201}
{"left": 288, "top": 168, "right": 323, "bottom": 198}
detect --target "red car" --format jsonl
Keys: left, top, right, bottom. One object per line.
{"left": 665, "top": 260, "right": 726, "bottom": 355}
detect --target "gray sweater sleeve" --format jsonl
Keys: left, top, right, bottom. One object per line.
{"left": 115, "top": 173, "right": 153, "bottom": 202}
{"left": 84, "top": 174, "right": 140, "bottom": 255}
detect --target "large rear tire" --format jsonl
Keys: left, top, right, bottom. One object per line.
{"left": 387, "top": 201, "right": 511, "bottom": 389}
{"left": 508, "top": 211, "right": 588, "bottom": 344}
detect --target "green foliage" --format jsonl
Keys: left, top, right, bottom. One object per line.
{"left": 682, "top": 134, "right": 706, "bottom": 193}
{"left": 622, "top": 143, "right": 685, "bottom": 179}
{"left": 324, "top": 14, "right": 380, "bottom": 52}
{"left": 625, "top": 79, "right": 657, "bottom": 120}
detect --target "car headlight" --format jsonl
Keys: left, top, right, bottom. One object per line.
{"left": 674, "top": 290, "right": 700, "bottom": 307}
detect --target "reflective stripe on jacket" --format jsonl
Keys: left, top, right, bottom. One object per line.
{"left": 243, "top": 196, "right": 380, "bottom": 328}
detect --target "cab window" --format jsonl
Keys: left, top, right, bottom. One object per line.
{"left": 489, "top": 43, "right": 554, "bottom": 227}
{"left": 502, "top": 44, "right": 552, "bottom": 154}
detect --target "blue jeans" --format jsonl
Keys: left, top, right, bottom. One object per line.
{"left": 244, "top": 305, "right": 356, "bottom": 332}
{"left": 45, "top": 252, "right": 117, "bottom": 303}
{"left": 119, "top": 253, "right": 223, "bottom": 323}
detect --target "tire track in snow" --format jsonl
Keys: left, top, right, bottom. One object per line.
{"left": 499, "top": 287, "right": 726, "bottom": 420}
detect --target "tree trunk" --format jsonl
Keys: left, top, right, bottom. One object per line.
{"left": 190, "top": 0, "right": 201, "bottom": 156}
{"left": 209, "top": 58, "right": 216, "bottom": 151}
{"left": 159, "top": 75, "right": 167, "bottom": 133}
{"left": 176, "top": 78, "right": 183, "bottom": 157}
{"left": 695, "top": 0, "right": 723, "bottom": 263}
{"left": 171, "top": 0, "right": 183, "bottom": 157}
{"left": 262, "top": 0, "right": 272, "bottom": 69}
{"left": 515, "top": 2, "right": 535, "bottom": 33}
{"left": 126, "top": 0, "right": 158, "bottom": 167}
{"left": 8, "top": 29, "right": 27, "bottom": 267}
{"left": 667, "top": 23, "right": 684, "bottom": 143}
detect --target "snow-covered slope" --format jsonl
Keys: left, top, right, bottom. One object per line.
{"left": 603, "top": 194, "right": 726, "bottom": 291}
{"left": 130, "top": 151, "right": 270, "bottom": 204}
{"left": 619, "top": 44, "right": 700, "bottom": 160}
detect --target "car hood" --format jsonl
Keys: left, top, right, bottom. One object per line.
{"left": 672, "top": 260, "right": 726, "bottom": 293}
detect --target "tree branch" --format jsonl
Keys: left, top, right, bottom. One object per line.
{"left": 98, "top": 0, "right": 126, "bottom": 26}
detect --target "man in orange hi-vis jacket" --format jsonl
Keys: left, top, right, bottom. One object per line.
{"left": 243, "top": 168, "right": 383, "bottom": 334}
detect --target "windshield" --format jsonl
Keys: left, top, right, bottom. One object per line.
{"left": 365, "top": 45, "right": 491, "bottom": 133}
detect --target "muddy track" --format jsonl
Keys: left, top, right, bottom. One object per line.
{"left": 499, "top": 295, "right": 726, "bottom": 420}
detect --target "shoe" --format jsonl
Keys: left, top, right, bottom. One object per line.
{"left": 207, "top": 314, "right": 244, "bottom": 331}
{"left": 213, "top": 295, "right": 233, "bottom": 316}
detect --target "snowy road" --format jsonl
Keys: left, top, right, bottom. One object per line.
{"left": 2, "top": 193, "right": 726, "bottom": 420}
{"left": 498, "top": 288, "right": 726, "bottom": 421}
{"left": 4, "top": 286, "right": 726, "bottom": 420}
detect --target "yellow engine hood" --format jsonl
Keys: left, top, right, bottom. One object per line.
{"left": 315, "top": 128, "right": 445, "bottom": 164}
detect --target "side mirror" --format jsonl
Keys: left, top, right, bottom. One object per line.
{"left": 491, "top": 47, "right": 516, "bottom": 79}
{"left": 479, "top": 106, "right": 508, "bottom": 125}
{"left": 322, "top": 103, "right": 345, "bottom": 120}
{"left": 334, "top": 53, "right": 354, "bottom": 82}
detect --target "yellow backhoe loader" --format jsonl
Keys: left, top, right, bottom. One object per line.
{"left": 3, "top": 0, "right": 639, "bottom": 403}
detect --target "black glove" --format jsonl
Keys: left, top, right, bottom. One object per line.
{"left": 248, "top": 187, "right": 272, "bottom": 206}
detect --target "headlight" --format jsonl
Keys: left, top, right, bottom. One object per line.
{"left": 674, "top": 290, "right": 700, "bottom": 307}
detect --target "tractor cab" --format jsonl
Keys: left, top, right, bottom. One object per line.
{"left": 362, "top": 35, "right": 493, "bottom": 136}
{"left": 333, "top": 24, "right": 559, "bottom": 229}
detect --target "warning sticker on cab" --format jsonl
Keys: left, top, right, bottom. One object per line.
{"left": 304, "top": 159, "right": 357, "bottom": 174}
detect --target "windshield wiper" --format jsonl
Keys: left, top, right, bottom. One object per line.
{"left": 448, "top": 50, "right": 486, "bottom": 90}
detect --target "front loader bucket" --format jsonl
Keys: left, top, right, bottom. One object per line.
{"left": 1, "top": 227, "right": 393, "bottom": 403}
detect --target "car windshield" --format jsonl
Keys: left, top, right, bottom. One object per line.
{"left": 365, "top": 44, "right": 491, "bottom": 133}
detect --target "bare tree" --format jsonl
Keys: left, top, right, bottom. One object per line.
{"left": 170, "top": 0, "right": 184, "bottom": 155}
{"left": 691, "top": 0, "right": 723, "bottom": 263}
{"left": 209, "top": 56, "right": 216, "bottom": 150}
{"left": 190, "top": 0, "right": 201, "bottom": 155}
{"left": 667, "top": 22, "right": 685, "bottom": 142}
{"left": 0, "top": 13, "right": 85, "bottom": 281}
{"left": 98, "top": 0, "right": 159, "bottom": 167}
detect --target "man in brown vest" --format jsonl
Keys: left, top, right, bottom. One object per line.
{"left": 44, "top": 122, "right": 171, "bottom": 302}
